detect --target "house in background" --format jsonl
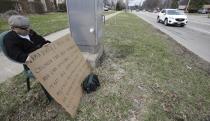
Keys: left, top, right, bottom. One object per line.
{"left": 178, "top": 5, "right": 187, "bottom": 10}
{"left": 178, "top": 0, "right": 210, "bottom": 12}
{"left": 203, "top": 4, "right": 210, "bottom": 9}
{"left": 203, "top": 4, "right": 210, "bottom": 13}
{"left": 178, "top": 0, "right": 188, "bottom": 10}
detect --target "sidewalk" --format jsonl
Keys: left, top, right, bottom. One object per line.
{"left": 0, "top": 11, "right": 121, "bottom": 83}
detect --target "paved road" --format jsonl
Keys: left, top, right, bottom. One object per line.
{"left": 134, "top": 11, "right": 210, "bottom": 63}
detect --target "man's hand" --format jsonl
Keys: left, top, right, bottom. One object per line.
{"left": 25, "top": 55, "right": 32, "bottom": 63}
{"left": 43, "top": 43, "right": 50, "bottom": 47}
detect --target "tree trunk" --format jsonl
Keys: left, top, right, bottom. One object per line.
{"left": 18, "top": 0, "right": 30, "bottom": 14}
{"left": 54, "top": 0, "right": 58, "bottom": 10}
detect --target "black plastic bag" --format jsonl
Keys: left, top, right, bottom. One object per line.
{"left": 82, "top": 73, "right": 100, "bottom": 93}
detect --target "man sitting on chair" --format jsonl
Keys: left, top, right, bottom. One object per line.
{"left": 3, "top": 15, "right": 52, "bottom": 101}
{"left": 3, "top": 15, "right": 50, "bottom": 64}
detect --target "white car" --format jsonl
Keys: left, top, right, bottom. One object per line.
{"left": 103, "top": 7, "right": 109, "bottom": 11}
{"left": 198, "top": 8, "right": 209, "bottom": 14}
{"left": 157, "top": 9, "right": 188, "bottom": 27}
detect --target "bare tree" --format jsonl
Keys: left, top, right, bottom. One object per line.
{"left": 187, "top": 0, "right": 209, "bottom": 11}
{"left": 104, "top": 0, "right": 111, "bottom": 7}
{"left": 163, "top": 0, "right": 172, "bottom": 8}
{"left": 116, "top": 0, "right": 125, "bottom": 10}
{"left": 171, "top": 0, "right": 179, "bottom": 8}
{"left": 179, "top": 0, "right": 188, "bottom": 5}
{"left": 142, "top": 0, "right": 161, "bottom": 10}
{"left": 53, "top": 0, "right": 58, "bottom": 10}
{"left": 18, "top": 0, "right": 30, "bottom": 14}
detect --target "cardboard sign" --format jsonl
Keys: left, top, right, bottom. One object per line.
{"left": 26, "top": 34, "right": 91, "bottom": 117}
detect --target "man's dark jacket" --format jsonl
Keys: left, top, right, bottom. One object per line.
{"left": 3, "top": 30, "right": 50, "bottom": 63}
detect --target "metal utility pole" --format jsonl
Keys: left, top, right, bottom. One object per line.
{"left": 140, "top": 0, "right": 144, "bottom": 6}
{"left": 186, "top": 0, "right": 191, "bottom": 12}
{"left": 126, "top": 0, "right": 128, "bottom": 12}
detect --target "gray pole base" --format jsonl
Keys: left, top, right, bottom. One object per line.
{"left": 82, "top": 45, "right": 104, "bottom": 68}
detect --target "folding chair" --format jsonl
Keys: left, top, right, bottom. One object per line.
{"left": 0, "top": 31, "right": 52, "bottom": 102}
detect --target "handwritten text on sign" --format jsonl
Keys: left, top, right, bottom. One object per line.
{"left": 26, "top": 34, "right": 91, "bottom": 117}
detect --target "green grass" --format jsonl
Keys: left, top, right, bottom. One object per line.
{"left": 101, "top": 13, "right": 210, "bottom": 121}
{"left": 0, "top": 12, "right": 210, "bottom": 121}
{"left": 0, "top": 17, "right": 8, "bottom": 33}
{"left": 0, "top": 12, "right": 68, "bottom": 35}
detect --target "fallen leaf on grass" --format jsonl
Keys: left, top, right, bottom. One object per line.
{"left": 162, "top": 103, "right": 173, "bottom": 113}
{"left": 186, "top": 65, "right": 192, "bottom": 70}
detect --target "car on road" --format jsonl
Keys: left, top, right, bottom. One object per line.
{"left": 103, "top": 7, "right": 109, "bottom": 11}
{"left": 198, "top": 8, "right": 209, "bottom": 14}
{"left": 157, "top": 9, "right": 188, "bottom": 27}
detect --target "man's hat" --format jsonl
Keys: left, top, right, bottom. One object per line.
{"left": 8, "top": 15, "right": 30, "bottom": 29}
